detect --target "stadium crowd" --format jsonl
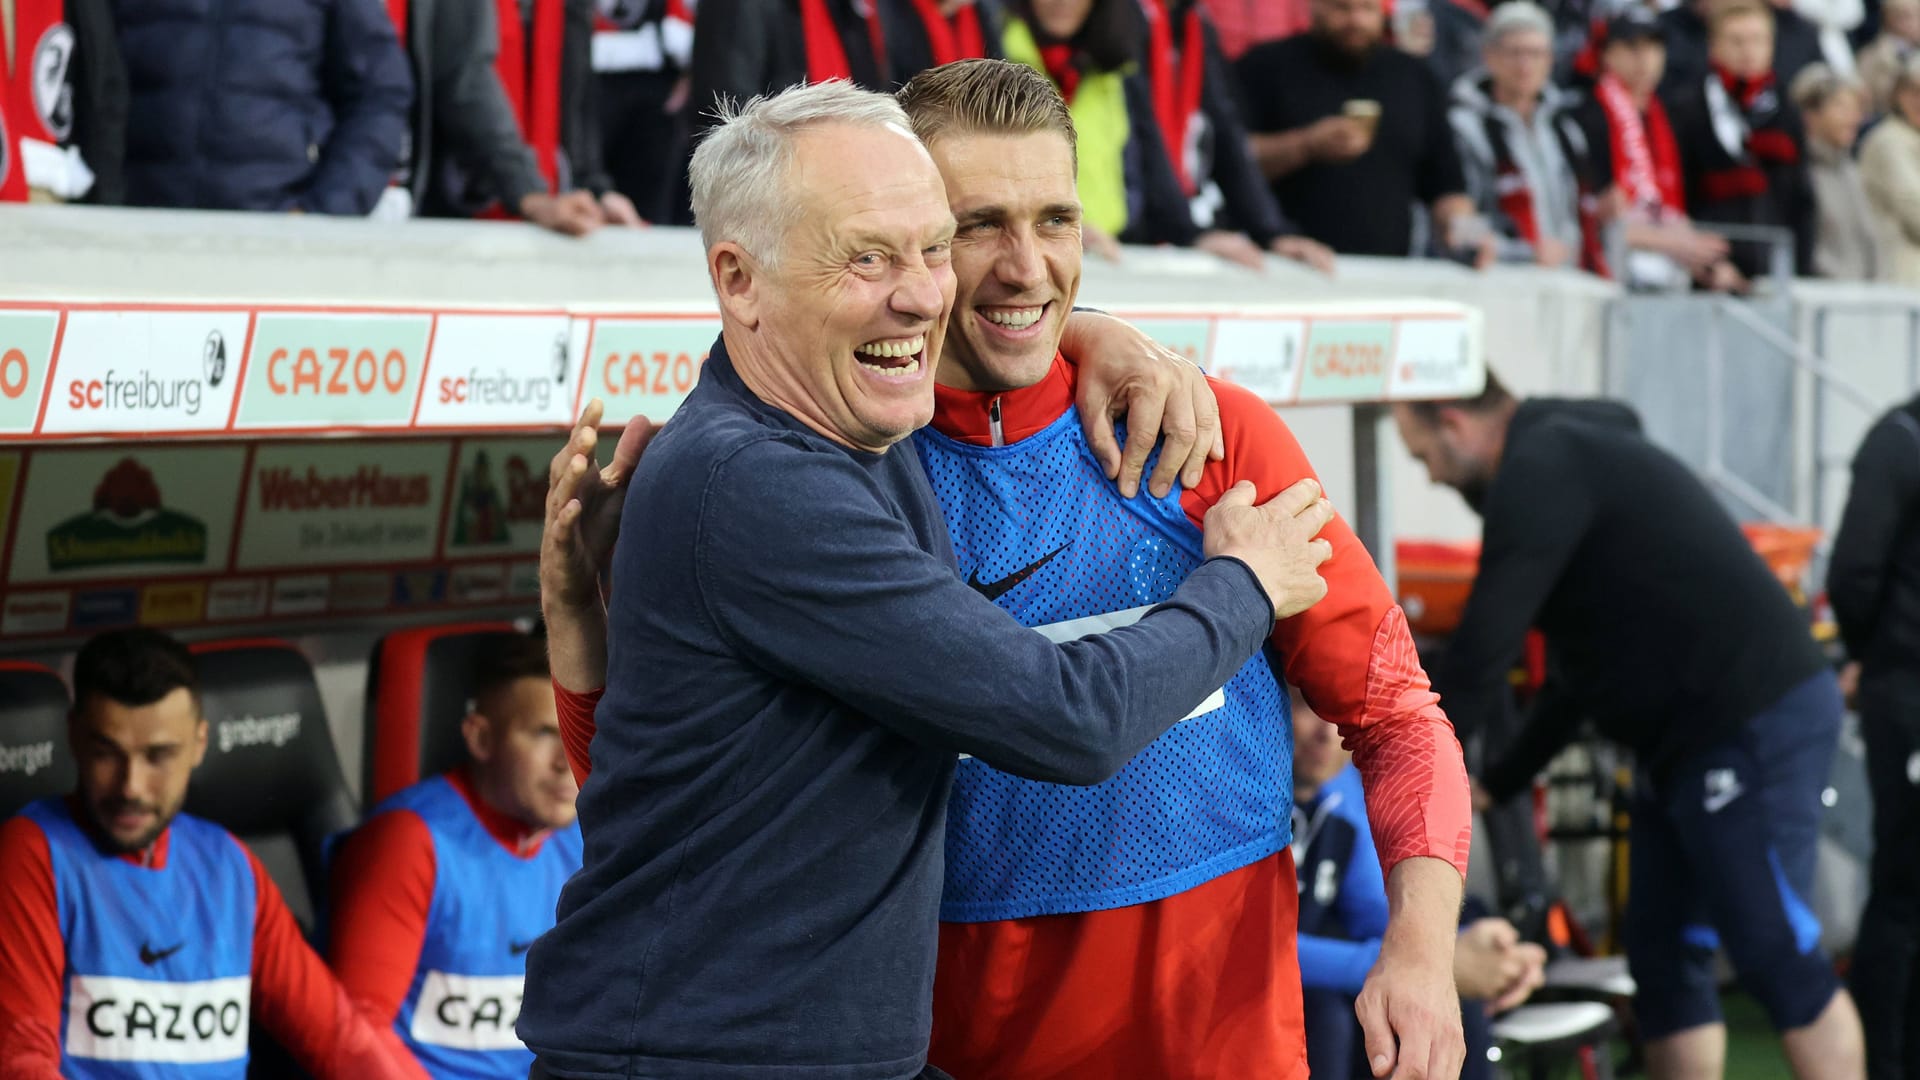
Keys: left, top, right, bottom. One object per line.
{"left": 7, "top": 0, "right": 1920, "bottom": 285}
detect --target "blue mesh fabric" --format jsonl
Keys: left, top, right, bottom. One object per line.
{"left": 914, "top": 409, "right": 1294, "bottom": 923}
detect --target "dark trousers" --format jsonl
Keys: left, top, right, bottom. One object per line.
{"left": 595, "top": 69, "right": 687, "bottom": 224}
{"left": 1852, "top": 677, "right": 1920, "bottom": 1080}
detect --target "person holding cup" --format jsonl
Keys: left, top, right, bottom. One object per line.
{"left": 1237, "top": 0, "right": 1497, "bottom": 264}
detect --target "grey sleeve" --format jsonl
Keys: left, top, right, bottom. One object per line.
{"left": 427, "top": 0, "right": 547, "bottom": 208}
{"left": 695, "top": 440, "right": 1275, "bottom": 786}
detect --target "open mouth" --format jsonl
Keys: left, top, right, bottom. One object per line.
{"left": 855, "top": 335, "right": 929, "bottom": 379}
{"left": 975, "top": 302, "right": 1051, "bottom": 341}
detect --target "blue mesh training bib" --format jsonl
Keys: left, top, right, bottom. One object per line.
{"left": 914, "top": 408, "right": 1293, "bottom": 922}
{"left": 27, "top": 800, "right": 257, "bottom": 1079}
{"left": 375, "top": 777, "right": 583, "bottom": 1079}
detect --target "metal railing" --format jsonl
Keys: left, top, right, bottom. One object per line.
{"left": 1604, "top": 285, "right": 1906, "bottom": 552}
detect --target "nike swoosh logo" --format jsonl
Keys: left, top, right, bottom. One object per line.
{"left": 139, "top": 942, "right": 184, "bottom": 965}
{"left": 1703, "top": 784, "right": 1745, "bottom": 814}
{"left": 510, "top": 940, "right": 535, "bottom": 956}
{"left": 967, "top": 545, "right": 1068, "bottom": 603}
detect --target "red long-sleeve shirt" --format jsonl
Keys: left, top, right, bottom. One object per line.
{"left": 326, "top": 767, "right": 557, "bottom": 1024}
{"left": 0, "top": 807, "right": 427, "bottom": 1080}
{"left": 548, "top": 358, "right": 1471, "bottom": 1076}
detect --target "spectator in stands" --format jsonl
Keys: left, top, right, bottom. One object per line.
{"left": 1237, "top": 0, "right": 1497, "bottom": 263}
{"left": 999, "top": 0, "right": 1305, "bottom": 266}
{"left": 0, "top": 629, "right": 425, "bottom": 1078}
{"left": 1572, "top": 7, "right": 1746, "bottom": 290}
{"left": 396, "top": 0, "right": 637, "bottom": 236}
{"left": 1858, "top": 0, "right": 1920, "bottom": 112}
{"left": 686, "top": 0, "right": 995, "bottom": 147}
{"left": 1660, "top": 0, "right": 1823, "bottom": 99}
{"left": 1449, "top": 2, "right": 1608, "bottom": 270}
{"left": 1666, "top": 0, "right": 1817, "bottom": 278}
{"left": 1291, "top": 689, "right": 1543, "bottom": 1080}
{"left": 1861, "top": 54, "right": 1920, "bottom": 284}
{"left": 1419, "top": 0, "right": 1493, "bottom": 91}
{"left": 1, "top": 0, "right": 125, "bottom": 204}
{"left": 107, "top": 0, "right": 412, "bottom": 214}
{"left": 591, "top": 0, "right": 695, "bottom": 222}
{"left": 1141, "top": 0, "right": 1338, "bottom": 271}
{"left": 1793, "top": 0, "right": 1866, "bottom": 76}
{"left": 1202, "top": 0, "right": 1310, "bottom": 58}
{"left": 1828, "top": 392, "right": 1920, "bottom": 1080}
{"left": 1791, "top": 63, "right": 1888, "bottom": 277}
{"left": 328, "top": 633, "right": 581, "bottom": 1078}
{"left": 1394, "top": 377, "right": 1869, "bottom": 1080}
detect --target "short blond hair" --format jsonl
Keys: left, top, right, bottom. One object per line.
{"left": 896, "top": 59, "right": 1078, "bottom": 167}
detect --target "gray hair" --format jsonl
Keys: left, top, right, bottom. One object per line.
{"left": 1484, "top": 1, "right": 1554, "bottom": 45}
{"left": 688, "top": 80, "right": 917, "bottom": 269}
{"left": 1789, "top": 62, "right": 1863, "bottom": 111}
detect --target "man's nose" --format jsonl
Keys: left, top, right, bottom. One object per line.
{"left": 892, "top": 261, "right": 949, "bottom": 323}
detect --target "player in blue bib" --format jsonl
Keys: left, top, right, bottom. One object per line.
{"left": 328, "top": 633, "right": 582, "bottom": 1079}
{"left": 0, "top": 629, "right": 423, "bottom": 1079}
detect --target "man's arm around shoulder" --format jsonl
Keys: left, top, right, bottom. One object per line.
{"left": 690, "top": 437, "right": 1284, "bottom": 786}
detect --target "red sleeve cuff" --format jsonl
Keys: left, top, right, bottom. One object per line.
{"left": 554, "top": 681, "right": 604, "bottom": 787}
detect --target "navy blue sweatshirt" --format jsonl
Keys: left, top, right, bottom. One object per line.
{"left": 517, "top": 337, "right": 1276, "bottom": 1078}
{"left": 1438, "top": 399, "right": 1826, "bottom": 800}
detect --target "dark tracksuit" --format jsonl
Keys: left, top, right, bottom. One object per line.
{"left": 1830, "top": 395, "right": 1920, "bottom": 1080}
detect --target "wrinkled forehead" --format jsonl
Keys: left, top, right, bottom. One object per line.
{"left": 792, "top": 124, "right": 956, "bottom": 247}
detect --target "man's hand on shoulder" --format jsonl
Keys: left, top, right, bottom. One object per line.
{"left": 1202, "top": 478, "right": 1334, "bottom": 619}
{"left": 1062, "top": 310, "right": 1223, "bottom": 499}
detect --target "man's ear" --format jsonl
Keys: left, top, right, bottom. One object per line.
{"left": 462, "top": 711, "right": 494, "bottom": 764}
{"left": 191, "top": 717, "right": 209, "bottom": 768}
{"left": 711, "top": 243, "right": 762, "bottom": 330}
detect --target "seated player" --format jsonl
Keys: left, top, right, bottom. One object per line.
{"left": 1291, "top": 688, "right": 1546, "bottom": 1080}
{"left": 0, "top": 629, "right": 424, "bottom": 1079}
{"left": 328, "top": 634, "right": 582, "bottom": 1077}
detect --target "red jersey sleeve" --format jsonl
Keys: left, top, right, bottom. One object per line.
{"left": 0, "top": 816, "right": 64, "bottom": 1079}
{"left": 1180, "top": 380, "right": 1472, "bottom": 877}
{"left": 325, "top": 810, "right": 436, "bottom": 1024}
{"left": 555, "top": 680, "right": 604, "bottom": 787}
{"left": 241, "top": 841, "right": 428, "bottom": 1080}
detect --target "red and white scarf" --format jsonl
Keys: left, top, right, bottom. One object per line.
{"left": 1700, "top": 64, "right": 1798, "bottom": 202}
{"left": 1595, "top": 73, "right": 1684, "bottom": 219}
{"left": 1142, "top": 0, "right": 1207, "bottom": 195}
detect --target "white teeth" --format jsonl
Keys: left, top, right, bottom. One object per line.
{"left": 857, "top": 356, "right": 922, "bottom": 376}
{"left": 855, "top": 335, "right": 926, "bottom": 359}
{"left": 982, "top": 306, "right": 1044, "bottom": 330}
